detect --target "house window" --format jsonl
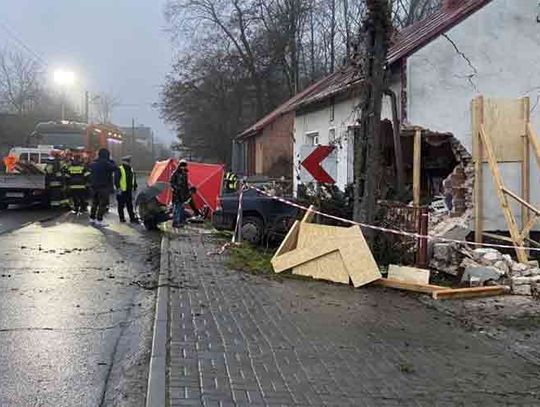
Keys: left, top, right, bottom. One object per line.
{"left": 305, "top": 131, "right": 319, "bottom": 146}
{"left": 330, "top": 98, "right": 335, "bottom": 122}
{"left": 329, "top": 128, "right": 336, "bottom": 143}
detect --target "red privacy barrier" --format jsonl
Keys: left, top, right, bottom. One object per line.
{"left": 147, "top": 159, "right": 224, "bottom": 214}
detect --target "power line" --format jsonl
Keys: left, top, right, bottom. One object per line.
{"left": 0, "top": 19, "right": 48, "bottom": 66}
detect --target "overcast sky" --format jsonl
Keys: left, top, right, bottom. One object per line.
{"left": 0, "top": 0, "right": 175, "bottom": 144}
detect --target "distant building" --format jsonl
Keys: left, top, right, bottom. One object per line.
{"left": 120, "top": 125, "right": 154, "bottom": 149}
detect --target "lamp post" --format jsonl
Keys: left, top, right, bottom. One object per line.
{"left": 53, "top": 70, "right": 75, "bottom": 120}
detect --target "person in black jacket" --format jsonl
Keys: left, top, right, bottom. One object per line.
{"left": 170, "top": 159, "right": 189, "bottom": 227}
{"left": 88, "top": 148, "right": 118, "bottom": 227}
{"left": 115, "top": 155, "right": 138, "bottom": 223}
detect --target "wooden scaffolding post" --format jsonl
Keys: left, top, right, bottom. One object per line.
{"left": 413, "top": 128, "right": 422, "bottom": 207}
{"left": 473, "top": 96, "right": 484, "bottom": 244}
{"left": 521, "top": 97, "right": 531, "bottom": 238}
{"left": 478, "top": 124, "right": 528, "bottom": 263}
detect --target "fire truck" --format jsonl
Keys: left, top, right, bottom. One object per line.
{"left": 0, "top": 121, "right": 124, "bottom": 209}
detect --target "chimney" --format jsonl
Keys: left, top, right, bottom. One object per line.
{"left": 443, "top": 0, "right": 462, "bottom": 10}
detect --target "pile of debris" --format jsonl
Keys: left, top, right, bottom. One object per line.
{"left": 432, "top": 244, "right": 540, "bottom": 297}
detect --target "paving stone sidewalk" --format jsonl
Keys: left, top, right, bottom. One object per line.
{"left": 165, "top": 232, "right": 540, "bottom": 407}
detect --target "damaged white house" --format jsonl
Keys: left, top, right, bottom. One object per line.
{"left": 291, "top": 0, "right": 540, "bottom": 233}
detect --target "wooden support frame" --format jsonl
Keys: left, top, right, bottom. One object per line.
{"left": 473, "top": 96, "right": 484, "bottom": 244}
{"left": 413, "top": 128, "right": 422, "bottom": 207}
{"left": 473, "top": 96, "right": 540, "bottom": 260}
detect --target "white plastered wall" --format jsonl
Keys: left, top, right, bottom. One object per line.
{"left": 407, "top": 0, "right": 540, "bottom": 231}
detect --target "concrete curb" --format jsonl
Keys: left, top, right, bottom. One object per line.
{"left": 146, "top": 234, "right": 170, "bottom": 407}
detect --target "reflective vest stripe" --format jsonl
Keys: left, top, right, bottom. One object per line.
{"left": 119, "top": 165, "right": 127, "bottom": 192}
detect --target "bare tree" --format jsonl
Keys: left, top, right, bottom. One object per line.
{"left": 353, "top": 0, "right": 392, "bottom": 235}
{"left": 0, "top": 49, "right": 42, "bottom": 115}
{"left": 92, "top": 92, "right": 119, "bottom": 124}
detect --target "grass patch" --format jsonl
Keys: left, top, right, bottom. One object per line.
{"left": 226, "top": 244, "right": 274, "bottom": 275}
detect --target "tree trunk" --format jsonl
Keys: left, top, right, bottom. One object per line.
{"left": 353, "top": 0, "right": 392, "bottom": 242}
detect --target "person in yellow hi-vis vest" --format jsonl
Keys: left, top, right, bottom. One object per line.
{"left": 65, "top": 155, "right": 91, "bottom": 214}
{"left": 115, "top": 155, "right": 138, "bottom": 223}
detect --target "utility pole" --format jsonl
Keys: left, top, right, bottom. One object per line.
{"left": 84, "top": 91, "right": 89, "bottom": 123}
{"left": 131, "top": 118, "right": 135, "bottom": 154}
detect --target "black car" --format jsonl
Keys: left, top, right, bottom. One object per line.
{"left": 212, "top": 189, "right": 299, "bottom": 245}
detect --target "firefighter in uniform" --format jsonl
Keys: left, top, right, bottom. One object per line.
{"left": 65, "top": 156, "right": 90, "bottom": 214}
{"left": 115, "top": 155, "right": 138, "bottom": 223}
{"left": 224, "top": 171, "right": 238, "bottom": 193}
{"left": 44, "top": 152, "right": 69, "bottom": 208}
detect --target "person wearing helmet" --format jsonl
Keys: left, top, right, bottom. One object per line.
{"left": 170, "top": 159, "right": 189, "bottom": 227}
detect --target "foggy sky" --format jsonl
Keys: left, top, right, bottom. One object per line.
{"left": 0, "top": 0, "right": 175, "bottom": 143}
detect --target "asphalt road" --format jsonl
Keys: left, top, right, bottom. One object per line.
{"left": 0, "top": 205, "right": 62, "bottom": 235}
{"left": 0, "top": 209, "right": 161, "bottom": 406}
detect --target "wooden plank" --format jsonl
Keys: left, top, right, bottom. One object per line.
{"left": 482, "top": 232, "right": 515, "bottom": 243}
{"left": 521, "top": 215, "right": 540, "bottom": 240}
{"left": 472, "top": 96, "right": 484, "bottom": 244}
{"left": 432, "top": 286, "right": 508, "bottom": 300}
{"left": 372, "top": 278, "right": 444, "bottom": 294}
{"left": 522, "top": 97, "right": 531, "bottom": 233}
{"left": 413, "top": 128, "right": 422, "bottom": 206}
{"left": 301, "top": 205, "right": 316, "bottom": 223}
{"left": 271, "top": 244, "right": 340, "bottom": 273}
{"left": 387, "top": 264, "right": 430, "bottom": 285}
{"left": 473, "top": 98, "right": 527, "bottom": 162}
{"left": 502, "top": 187, "right": 540, "bottom": 217}
{"left": 272, "top": 220, "right": 300, "bottom": 261}
{"left": 527, "top": 123, "right": 540, "bottom": 169}
{"left": 479, "top": 125, "right": 528, "bottom": 262}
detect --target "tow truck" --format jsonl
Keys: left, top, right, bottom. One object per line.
{"left": 0, "top": 121, "right": 124, "bottom": 210}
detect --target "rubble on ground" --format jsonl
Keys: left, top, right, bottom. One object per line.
{"left": 431, "top": 243, "right": 540, "bottom": 297}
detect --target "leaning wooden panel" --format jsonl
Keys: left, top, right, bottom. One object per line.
{"left": 472, "top": 98, "right": 527, "bottom": 162}
{"left": 336, "top": 225, "right": 381, "bottom": 287}
{"left": 295, "top": 224, "right": 354, "bottom": 283}
{"left": 272, "top": 220, "right": 300, "bottom": 261}
{"left": 432, "top": 286, "right": 508, "bottom": 300}
{"left": 387, "top": 264, "right": 430, "bottom": 285}
{"left": 271, "top": 244, "right": 340, "bottom": 273}
{"left": 293, "top": 251, "right": 350, "bottom": 284}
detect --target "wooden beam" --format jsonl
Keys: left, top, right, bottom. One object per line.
{"left": 372, "top": 278, "right": 444, "bottom": 294}
{"left": 479, "top": 124, "right": 528, "bottom": 262}
{"left": 271, "top": 245, "right": 340, "bottom": 273}
{"left": 301, "top": 205, "right": 316, "bottom": 223}
{"left": 527, "top": 123, "right": 540, "bottom": 169}
{"left": 522, "top": 97, "right": 531, "bottom": 234}
{"left": 521, "top": 215, "right": 540, "bottom": 241}
{"left": 502, "top": 187, "right": 540, "bottom": 217}
{"left": 432, "top": 286, "right": 508, "bottom": 300}
{"left": 413, "top": 128, "right": 422, "bottom": 206}
{"left": 482, "top": 232, "right": 515, "bottom": 243}
{"left": 473, "top": 96, "right": 484, "bottom": 245}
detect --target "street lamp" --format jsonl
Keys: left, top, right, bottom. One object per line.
{"left": 53, "top": 69, "right": 76, "bottom": 120}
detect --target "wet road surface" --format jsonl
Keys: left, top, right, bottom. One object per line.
{"left": 0, "top": 205, "right": 62, "bottom": 235}
{"left": 0, "top": 211, "right": 161, "bottom": 406}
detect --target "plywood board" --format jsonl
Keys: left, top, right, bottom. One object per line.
{"left": 295, "top": 224, "right": 381, "bottom": 287}
{"left": 387, "top": 264, "right": 430, "bottom": 285}
{"left": 271, "top": 244, "right": 340, "bottom": 272}
{"left": 472, "top": 98, "right": 527, "bottom": 163}
{"left": 272, "top": 220, "right": 300, "bottom": 260}
{"left": 293, "top": 251, "right": 349, "bottom": 284}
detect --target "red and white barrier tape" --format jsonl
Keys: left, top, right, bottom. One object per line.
{"left": 248, "top": 185, "right": 540, "bottom": 254}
